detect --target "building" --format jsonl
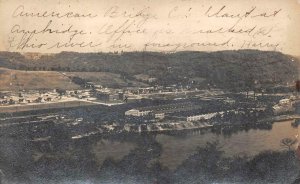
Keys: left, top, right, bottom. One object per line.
{"left": 187, "top": 112, "right": 221, "bottom": 122}
{"left": 155, "top": 113, "right": 165, "bottom": 119}
{"left": 95, "top": 92, "right": 110, "bottom": 101}
{"left": 272, "top": 98, "right": 294, "bottom": 114}
{"left": 95, "top": 90, "right": 122, "bottom": 102}
{"left": 224, "top": 98, "right": 235, "bottom": 104}
{"left": 125, "top": 109, "right": 151, "bottom": 117}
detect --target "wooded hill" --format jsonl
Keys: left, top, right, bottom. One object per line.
{"left": 0, "top": 50, "right": 298, "bottom": 91}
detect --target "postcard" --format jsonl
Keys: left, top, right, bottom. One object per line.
{"left": 0, "top": 0, "right": 299, "bottom": 183}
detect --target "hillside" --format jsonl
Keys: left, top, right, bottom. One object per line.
{"left": 0, "top": 50, "right": 298, "bottom": 91}
{"left": 65, "top": 72, "right": 148, "bottom": 88}
{"left": 0, "top": 68, "right": 79, "bottom": 91}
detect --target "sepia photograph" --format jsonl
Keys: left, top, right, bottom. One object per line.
{"left": 0, "top": 0, "right": 300, "bottom": 183}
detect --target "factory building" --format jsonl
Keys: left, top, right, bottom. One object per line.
{"left": 187, "top": 112, "right": 223, "bottom": 122}
{"left": 125, "top": 109, "right": 151, "bottom": 117}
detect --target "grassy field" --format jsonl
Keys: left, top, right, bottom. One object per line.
{"left": 65, "top": 72, "right": 148, "bottom": 88}
{"left": 0, "top": 68, "right": 147, "bottom": 91}
{"left": 0, "top": 68, "right": 80, "bottom": 91}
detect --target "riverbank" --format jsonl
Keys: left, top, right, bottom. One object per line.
{"left": 69, "top": 114, "right": 299, "bottom": 140}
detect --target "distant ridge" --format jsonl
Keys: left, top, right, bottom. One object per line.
{"left": 0, "top": 50, "right": 298, "bottom": 91}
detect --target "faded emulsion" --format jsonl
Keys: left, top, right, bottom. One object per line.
{"left": 0, "top": 0, "right": 300, "bottom": 183}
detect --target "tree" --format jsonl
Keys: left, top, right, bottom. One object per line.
{"left": 56, "top": 89, "right": 66, "bottom": 96}
{"left": 280, "top": 138, "right": 297, "bottom": 151}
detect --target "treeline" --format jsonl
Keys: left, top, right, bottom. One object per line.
{"left": 0, "top": 50, "right": 298, "bottom": 91}
{"left": 0, "top": 134, "right": 298, "bottom": 184}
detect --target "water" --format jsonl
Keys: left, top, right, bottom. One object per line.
{"left": 91, "top": 120, "right": 299, "bottom": 169}
{"left": 1, "top": 120, "right": 299, "bottom": 183}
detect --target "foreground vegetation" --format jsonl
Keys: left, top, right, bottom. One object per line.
{"left": 0, "top": 133, "right": 299, "bottom": 184}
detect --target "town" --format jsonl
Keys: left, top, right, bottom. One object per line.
{"left": 0, "top": 76, "right": 297, "bottom": 141}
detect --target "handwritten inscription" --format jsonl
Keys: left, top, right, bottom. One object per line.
{"left": 12, "top": 5, "right": 98, "bottom": 19}
{"left": 4, "top": 1, "right": 287, "bottom": 53}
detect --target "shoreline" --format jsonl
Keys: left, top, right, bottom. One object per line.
{"left": 70, "top": 114, "right": 299, "bottom": 140}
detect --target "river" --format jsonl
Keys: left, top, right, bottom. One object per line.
{"left": 91, "top": 120, "right": 299, "bottom": 170}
